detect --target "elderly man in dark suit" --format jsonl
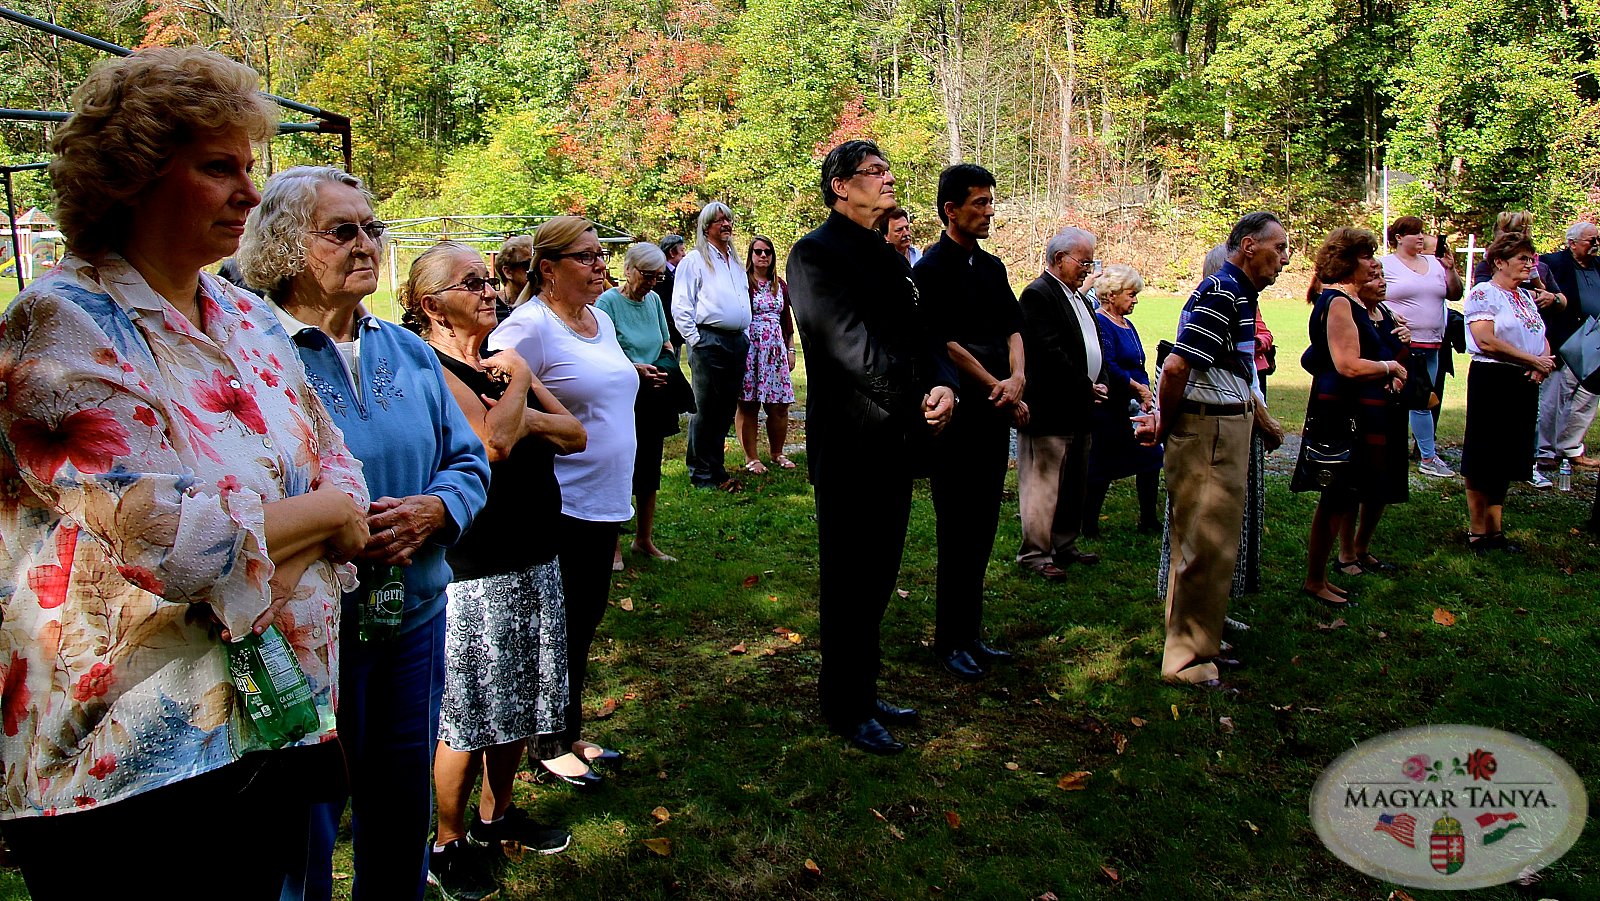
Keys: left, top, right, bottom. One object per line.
{"left": 787, "top": 139, "right": 958, "bottom": 755}
{"left": 1016, "top": 227, "right": 1110, "bottom": 579}
{"left": 1538, "top": 221, "right": 1600, "bottom": 469}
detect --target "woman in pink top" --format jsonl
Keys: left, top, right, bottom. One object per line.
{"left": 1381, "top": 216, "right": 1453, "bottom": 478}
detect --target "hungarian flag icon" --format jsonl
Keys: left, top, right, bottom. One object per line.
{"left": 1431, "top": 815, "right": 1465, "bottom": 874}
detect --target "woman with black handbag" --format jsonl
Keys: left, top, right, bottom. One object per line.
{"left": 1296, "top": 228, "right": 1410, "bottom": 607}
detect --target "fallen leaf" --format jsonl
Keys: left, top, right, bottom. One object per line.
{"left": 1291, "top": 655, "right": 1302, "bottom": 666}
{"left": 1387, "top": 891, "right": 1417, "bottom": 901}
{"left": 742, "top": 574, "right": 761, "bottom": 588}
{"left": 1513, "top": 607, "right": 1529, "bottom": 616}
{"left": 1005, "top": 761, "right": 1020, "bottom": 771}
{"left": 768, "top": 595, "right": 778, "bottom": 602}
{"left": 804, "top": 859, "right": 822, "bottom": 876}
{"left": 1271, "top": 703, "right": 1294, "bottom": 712}
{"left": 1036, "top": 892, "right": 1060, "bottom": 900}
{"left": 593, "top": 697, "right": 617, "bottom": 719}
{"left": 502, "top": 840, "right": 526, "bottom": 862}
{"left": 1244, "top": 820, "right": 1260, "bottom": 835}
{"left": 729, "top": 642, "right": 748, "bottom": 655}
{"left": 1377, "top": 631, "right": 1388, "bottom": 639}
{"left": 1432, "top": 608, "right": 1456, "bottom": 626}
{"left": 772, "top": 626, "right": 792, "bottom": 635}
{"left": 642, "top": 837, "right": 672, "bottom": 856}
{"left": 760, "top": 647, "right": 777, "bottom": 656}
{"left": 1057, "top": 771, "right": 1092, "bottom": 791}
{"left": 658, "top": 770, "right": 668, "bottom": 780}
{"left": 888, "top": 824, "right": 905, "bottom": 840}
{"left": 515, "top": 771, "right": 535, "bottom": 782}
{"left": 786, "top": 632, "right": 803, "bottom": 644}
{"left": 332, "top": 873, "right": 350, "bottom": 882}
{"left": 1113, "top": 733, "right": 1128, "bottom": 755}
{"left": 1315, "top": 618, "right": 1348, "bottom": 631}
{"left": 618, "top": 597, "right": 634, "bottom": 612}
{"left": 1218, "top": 716, "right": 1235, "bottom": 734}
{"left": 1170, "top": 704, "right": 1180, "bottom": 720}
{"left": 650, "top": 806, "right": 670, "bottom": 824}
{"left": 896, "top": 588, "right": 910, "bottom": 598}
{"left": 624, "top": 692, "right": 638, "bottom": 700}
{"left": 871, "top": 808, "right": 888, "bottom": 822}
{"left": 1099, "top": 865, "right": 1120, "bottom": 883}
{"left": 1130, "top": 716, "right": 1147, "bottom": 728}
{"left": 945, "top": 810, "right": 961, "bottom": 829}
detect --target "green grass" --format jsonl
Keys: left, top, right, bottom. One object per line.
{"left": 3, "top": 296, "right": 1597, "bottom": 900}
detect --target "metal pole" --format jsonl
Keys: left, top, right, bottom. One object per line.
{"left": 5, "top": 170, "right": 25, "bottom": 294}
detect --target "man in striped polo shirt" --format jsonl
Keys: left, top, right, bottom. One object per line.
{"left": 1150, "top": 211, "right": 1289, "bottom": 690}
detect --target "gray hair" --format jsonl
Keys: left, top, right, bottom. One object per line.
{"left": 623, "top": 241, "right": 668, "bottom": 276}
{"left": 1567, "top": 221, "right": 1597, "bottom": 243}
{"left": 1044, "top": 227, "right": 1096, "bottom": 265}
{"left": 695, "top": 202, "right": 733, "bottom": 264}
{"left": 1097, "top": 263, "right": 1144, "bottom": 297}
{"left": 1202, "top": 243, "right": 1228, "bottom": 279}
{"left": 238, "top": 166, "right": 379, "bottom": 301}
{"left": 1226, "top": 211, "right": 1282, "bottom": 252}
{"left": 658, "top": 233, "right": 685, "bottom": 254}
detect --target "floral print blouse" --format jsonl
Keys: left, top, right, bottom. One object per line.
{"left": 0, "top": 254, "right": 367, "bottom": 819}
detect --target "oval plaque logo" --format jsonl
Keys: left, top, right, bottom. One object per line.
{"left": 1311, "top": 725, "right": 1586, "bottom": 889}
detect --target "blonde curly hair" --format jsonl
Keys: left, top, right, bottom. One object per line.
{"left": 49, "top": 46, "right": 277, "bottom": 259}
{"left": 237, "top": 166, "right": 379, "bottom": 301}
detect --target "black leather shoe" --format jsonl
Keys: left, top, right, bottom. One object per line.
{"left": 937, "top": 647, "right": 988, "bottom": 681}
{"left": 968, "top": 640, "right": 1013, "bottom": 665}
{"left": 838, "top": 719, "right": 905, "bottom": 755}
{"left": 534, "top": 759, "right": 604, "bottom": 791}
{"left": 873, "top": 698, "right": 919, "bottom": 725}
{"left": 1058, "top": 549, "right": 1101, "bottom": 565}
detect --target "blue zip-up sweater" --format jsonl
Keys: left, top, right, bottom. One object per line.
{"left": 280, "top": 309, "right": 490, "bottom": 634}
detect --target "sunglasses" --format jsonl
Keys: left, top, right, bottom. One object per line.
{"left": 308, "top": 220, "right": 388, "bottom": 244}
{"left": 752, "top": 248, "right": 774, "bottom": 257}
{"left": 500, "top": 260, "right": 531, "bottom": 273}
{"left": 441, "top": 276, "right": 502, "bottom": 294}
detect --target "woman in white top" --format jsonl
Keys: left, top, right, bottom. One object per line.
{"left": 489, "top": 217, "right": 638, "bottom": 788}
{"left": 1382, "top": 216, "right": 1455, "bottom": 477}
{"left": 1460, "top": 232, "right": 1556, "bottom": 552}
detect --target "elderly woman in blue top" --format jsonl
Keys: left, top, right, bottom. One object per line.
{"left": 238, "top": 166, "right": 490, "bottom": 901}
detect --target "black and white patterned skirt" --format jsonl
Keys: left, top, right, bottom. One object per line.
{"left": 439, "top": 560, "right": 569, "bottom": 752}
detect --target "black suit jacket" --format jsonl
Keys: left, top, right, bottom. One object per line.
{"left": 1018, "top": 272, "right": 1109, "bottom": 436}
{"left": 1539, "top": 248, "right": 1589, "bottom": 355}
{"left": 787, "top": 210, "right": 957, "bottom": 480}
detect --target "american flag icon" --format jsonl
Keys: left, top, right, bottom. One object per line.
{"left": 1374, "top": 812, "right": 1417, "bottom": 848}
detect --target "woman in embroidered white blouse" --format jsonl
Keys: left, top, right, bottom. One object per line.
{"left": 0, "top": 47, "right": 369, "bottom": 900}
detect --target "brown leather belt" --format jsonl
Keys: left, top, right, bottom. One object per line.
{"left": 1180, "top": 400, "right": 1250, "bottom": 417}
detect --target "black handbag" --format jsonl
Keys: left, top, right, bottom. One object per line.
{"left": 1398, "top": 351, "right": 1439, "bottom": 410}
{"left": 1290, "top": 410, "right": 1357, "bottom": 493}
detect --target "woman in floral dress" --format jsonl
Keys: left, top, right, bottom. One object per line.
{"left": 736, "top": 235, "right": 797, "bottom": 473}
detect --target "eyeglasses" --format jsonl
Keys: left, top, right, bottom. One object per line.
{"left": 500, "top": 260, "right": 531, "bottom": 273}
{"left": 551, "top": 250, "right": 610, "bottom": 266}
{"left": 751, "top": 248, "right": 774, "bottom": 257}
{"left": 1065, "top": 255, "right": 1094, "bottom": 268}
{"left": 308, "top": 220, "right": 388, "bottom": 244}
{"left": 638, "top": 270, "right": 666, "bottom": 282}
{"left": 441, "top": 276, "right": 501, "bottom": 294}
{"left": 851, "top": 166, "right": 892, "bottom": 179}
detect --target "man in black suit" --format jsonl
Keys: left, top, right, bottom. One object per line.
{"left": 915, "top": 163, "right": 1026, "bottom": 681}
{"left": 787, "top": 140, "right": 958, "bottom": 755}
{"left": 1538, "top": 221, "right": 1599, "bottom": 469}
{"left": 1016, "top": 227, "right": 1109, "bottom": 579}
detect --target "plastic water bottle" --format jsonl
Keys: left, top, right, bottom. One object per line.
{"left": 360, "top": 564, "right": 405, "bottom": 642}
{"left": 226, "top": 625, "right": 319, "bottom": 748}
{"left": 1558, "top": 458, "right": 1573, "bottom": 492}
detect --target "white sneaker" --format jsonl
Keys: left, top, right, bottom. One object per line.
{"left": 1418, "top": 456, "right": 1457, "bottom": 478}
{"left": 1529, "top": 470, "right": 1553, "bottom": 489}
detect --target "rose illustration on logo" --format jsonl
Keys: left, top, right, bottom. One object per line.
{"left": 1402, "top": 754, "right": 1431, "bottom": 782}
{"left": 1466, "top": 749, "right": 1498, "bottom": 781}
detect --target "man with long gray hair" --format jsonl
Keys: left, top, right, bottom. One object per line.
{"left": 673, "top": 202, "right": 752, "bottom": 489}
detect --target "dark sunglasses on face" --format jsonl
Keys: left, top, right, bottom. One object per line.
{"left": 752, "top": 248, "right": 774, "bottom": 257}
{"left": 501, "top": 260, "right": 531, "bottom": 273}
{"left": 309, "top": 220, "right": 388, "bottom": 244}
{"left": 442, "top": 276, "right": 502, "bottom": 294}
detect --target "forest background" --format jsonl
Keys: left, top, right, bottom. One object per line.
{"left": 3, "top": 0, "right": 1600, "bottom": 290}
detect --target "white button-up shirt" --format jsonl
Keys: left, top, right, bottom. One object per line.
{"left": 672, "top": 242, "right": 752, "bottom": 347}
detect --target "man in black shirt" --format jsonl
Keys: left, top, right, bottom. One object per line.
{"left": 788, "top": 140, "right": 958, "bottom": 755}
{"left": 914, "top": 164, "right": 1026, "bottom": 681}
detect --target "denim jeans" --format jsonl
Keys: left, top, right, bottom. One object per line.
{"left": 1408, "top": 347, "right": 1441, "bottom": 459}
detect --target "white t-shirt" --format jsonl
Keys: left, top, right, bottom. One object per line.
{"left": 1464, "top": 281, "right": 1547, "bottom": 363}
{"left": 488, "top": 300, "right": 639, "bottom": 522}
{"left": 1381, "top": 253, "right": 1449, "bottom": 345}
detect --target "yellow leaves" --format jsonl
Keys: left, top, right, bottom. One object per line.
{"left": 642, "top": 837, "right": 672, "bottom": 856}
{"left": 1432, "top": 607, "right": 1457, "bottom": 626}
{"left": 1113, "top": 733, "right": 1128, "bottom": 755}
{"left": 1056, "top": 771, "right": 1092, "bottom": 791}
{"left": 1130, "top": 716, "right": 1146, "bottom": 727}
{"left": 785, "top": 632, "right": 803, "bottom": 644}
{"left": 618, "top": 597, "right": 634, "bottom": 612}
{"left": 804, "top": 859, "right": 822, "bottom": 876}
{"left": 1005, "top": 761, "right": 1020, "bottom": 771}
{"left": 1170, "top": 704, "right": 1180, "bottom": 721}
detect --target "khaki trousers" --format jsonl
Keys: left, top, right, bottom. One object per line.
{"left": 1016, "top": 431, "right": 1091, "bottom": 569}
{"left": 1160, "top": 409, "right": 1252, "bottom": 683}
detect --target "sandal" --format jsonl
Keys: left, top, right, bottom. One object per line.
{"left": 773, "top": 454, "right": 797, "bottom": 469}
{"left": 1334, "top": 559, "right": 1366, "bottom": 577}
{"left": 1358, "top": 553, "right": 1398, "bottom": 573}
{"left": 1302, "top": 587, "right": 1358, "bottom": 609}
{"left": 743, "top": 460, "right": 768, "bottom": 474}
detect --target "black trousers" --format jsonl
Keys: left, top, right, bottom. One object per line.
{"left": 814, "top": 459, "right": 913, "bottom": 730}
{"left": 929, "top": 406, "right": 1011, "bottom": 651}
{"left": 686, "top": 327, "right": 749, "bottom": 485}
{"left": 537, "top": 514, "right": 621, "bottom": 757}
{"left": 1083, "top": 470, "right": 1160, "bottom": 534}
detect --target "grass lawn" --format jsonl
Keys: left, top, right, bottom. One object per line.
{"left": 1, "top": 295, "right": 1597, "bottom": 900}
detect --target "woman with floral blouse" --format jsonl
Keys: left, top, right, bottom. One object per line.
{"left": 0, "top": 48, "right": 370, "bottom": 900}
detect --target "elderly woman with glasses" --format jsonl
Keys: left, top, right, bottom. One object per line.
{"left": 238, "top": 166, "right": 490, "bottom": 901}
{"left": 0, "top": 48, "right": 370, "bottom": 900}
{"left": 491, "top": 217, "right": 639, "bottom": 789}
{"left": 736, "top": 234, "right": 797, "bottom": 473}
{"left": 597, "top": 242, "right": 682, "bottom": 565}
